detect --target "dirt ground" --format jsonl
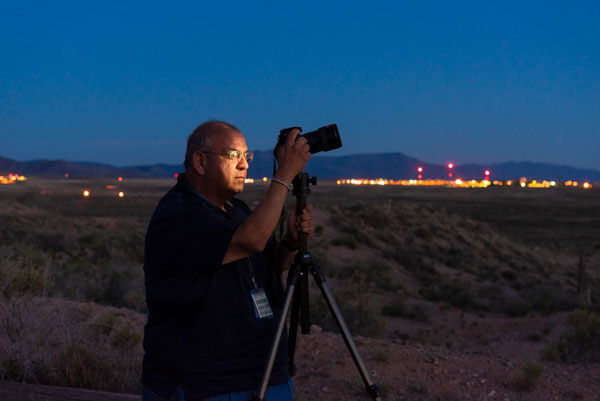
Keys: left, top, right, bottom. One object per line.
{"left": 291, "top": 322, "right": 600, "bottom": 401}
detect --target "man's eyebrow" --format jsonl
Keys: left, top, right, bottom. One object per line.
{"left": 226, "top": 148, "right": 249, "bottom": 152}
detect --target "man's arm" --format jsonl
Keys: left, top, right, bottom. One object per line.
{"left": 222, "top": 130, "right": 310, "bottom": 265}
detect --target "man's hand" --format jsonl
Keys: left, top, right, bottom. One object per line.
{"left": 274, "top": 129, "right": 311, "bottom": 184}
{"left": 285, "top": 203, "right": 315, "bottom": 246}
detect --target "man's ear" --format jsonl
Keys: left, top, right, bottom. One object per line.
{"left": 192, "top": 151, "right": 205, "bottom": 175}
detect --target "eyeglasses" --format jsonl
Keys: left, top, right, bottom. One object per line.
{"left": 202, "top": 150, "right": 254, "bottom": 163}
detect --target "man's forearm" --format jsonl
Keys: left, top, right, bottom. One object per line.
{"left": 223, "top": 177, "right": 294, "bottom": 264}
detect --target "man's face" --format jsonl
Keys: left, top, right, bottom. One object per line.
{"left": 202, "top": 130, "right": 249, "bottom": 200}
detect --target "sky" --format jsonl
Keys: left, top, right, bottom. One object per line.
{"left": 1, "top": 1, "right": 599, "bottom": 170}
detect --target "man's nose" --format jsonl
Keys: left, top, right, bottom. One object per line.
{"left": 237, "top": 155, "right": 249, "bottom": 169}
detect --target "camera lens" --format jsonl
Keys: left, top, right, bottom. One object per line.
{"left": 302, "top": 124, "right": 342, "bottom": 154}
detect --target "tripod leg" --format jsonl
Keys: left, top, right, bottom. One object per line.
{"left": 299, "top": 273, "right": 311, "bottom": 334}
{"left": 310, "top": 265, "right": 382, "bottom": 401}
{"left": 287, "top": 282, "right": 301, "bottom": 376}
{"left": 255, "top": 265, "right": 300, "bottom": 401}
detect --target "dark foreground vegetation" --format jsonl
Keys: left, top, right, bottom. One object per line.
{"left": 1, "top": 177, "right": 599, "bottom": 396}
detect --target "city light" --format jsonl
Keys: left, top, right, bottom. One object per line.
{"left": 262, "top": 177, "right": 268, "bottom": 182}
{"left": 244, "top": 178, "right": 255, "bottom": 183}
{"left": 0, "top": 174, "right": 27, "bottom": 184}
{"left": 118, "top": 176, "right": 123, "bottom": 182}
{"left": 417, "top": 166, "right": 423, "bottom": 173}
{"left": 83, "top": 190, "right": 90, "bottom": 197}
{"left": 118, "top": 192, "right": 125, "bottom": 197}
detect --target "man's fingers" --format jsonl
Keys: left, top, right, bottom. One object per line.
{"left": 285, "top": 129, "right": 301, "bottom": 147}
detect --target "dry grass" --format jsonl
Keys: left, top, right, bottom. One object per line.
{"left": 0, "top": 296, "right": 144, "bottom": 393}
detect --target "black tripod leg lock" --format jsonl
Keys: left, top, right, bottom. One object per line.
{"left": 367, "top": 383, "right": 382, "bottom": 399}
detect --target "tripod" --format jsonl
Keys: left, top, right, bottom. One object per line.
{"left": 253, "top": 172, "right": 382, "bottom": 401}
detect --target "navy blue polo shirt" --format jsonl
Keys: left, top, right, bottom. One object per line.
{"left": 142, "top": 173, "right": 289, "bottom": 400}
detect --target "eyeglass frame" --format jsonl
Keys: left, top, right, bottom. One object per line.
{"left": 200, "top": 149, "right": 254, "bottom": 163}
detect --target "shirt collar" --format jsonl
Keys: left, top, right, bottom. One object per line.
{"left": 176, "top": 172, "right": 235, "bottom": 217}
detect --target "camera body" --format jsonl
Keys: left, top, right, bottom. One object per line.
{"left": 274, "top": 124, "right": 342, "bottom": 156}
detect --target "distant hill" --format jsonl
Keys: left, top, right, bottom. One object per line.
{"left": 1, "top": 153, "right": 599, "bottom": 182}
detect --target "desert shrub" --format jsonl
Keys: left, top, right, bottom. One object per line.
{"left": 0, "top": 246, "right": 51, "bottom": 298}
{"left": 336, "top": 261, "right": 399, "bottom": 292}
{"left": 405, "top": 302, "right": 432, "bottom": 322}
{"left": 331, "top": 237, "right": 357, "bottom": 249}
{"left": 422, "top": 278, "right": 477, "bottom": 309}
{"left": 504, "top": 299, "right": 533, "bottom": 317}
{"left": 0, "top": 297, "right": 143, "bottom": 393}
{"left": 382, "top": 295, "right": 406, "bottom": 317}
{"left": 513, "top": 362, "right": 544, "bottom": 392}
{"left": 522, "top": 285, "right": 575, "bottom": 315}
{"left": 543, "top": 309, "right": 600, "bottom": 363}
{"left": 309, "top": 282, "right": 385, "bottom": 337}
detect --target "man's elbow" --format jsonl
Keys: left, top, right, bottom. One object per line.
{"left": 238, "top": 235, "right": 269, "bottom": 255}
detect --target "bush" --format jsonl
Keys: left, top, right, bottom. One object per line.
{"left": 309, "top": 283, "right": 385, "bottom": 337}
{"left": 381, "top": 295, "right": 406, "bottom": 317}
{"left": 336, "top": 261, "right": 399, "bottom": 292}
{"left": 543, "top": 309, "right": 600, "bottom": 363}
{"left": 513, "top": 362, "right": 544, "bottom": 392}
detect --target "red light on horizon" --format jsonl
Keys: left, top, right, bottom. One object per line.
{"left": 417, "top": 166, "right": 423, "bottom": 173}
{"left": 174, "top": 173, "right": 179, "bottom": 178}
{"left": 447, "top": 163, "right": 454, "bottom": 169}
{"left": 485, "top": 170, "right": 490, "bottom": 176}
{"left": 118, "top": 176, "right": 123, "bottom": 182}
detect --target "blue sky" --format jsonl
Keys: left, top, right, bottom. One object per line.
{"left": 1, "top": 1, "right": 599, "bottom": 169}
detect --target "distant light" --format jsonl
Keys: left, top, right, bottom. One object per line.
{"left": 455, "top": 179, "right": 463, "bottom": 185}
{"left": 506, "top": 180, "right": 512, "bottom": 186}
{"left": 64, "top": 173, "right": 69, "bottom": 178}
{"left": 550, "top": 181, "right": 556, "bottom": 186}
{"left": 174, "top": 173, "right": 178, "bottom": 178}
{"left": 118, "top": 176, "right": 123, "bottom": 182}
{"left": 573, "top": 181, "right": 578, "bottom": 187}
{"left": 417, "top": 174, "right": 422, "bottom": 179}
{"left": 417, "top": 166, "right": 423, "bottom": 173}
{"left": 336, "top": 180, "right": 341, "bottom": 185}
{"left": 447, "top": 163, "right": 454, "bottom": 169}
{"left": 484, "top": 170, "right": 490, "bottom": 176}
{"left": 106, "top": 185, "right": 116, "bottom": 189}
{"left": 584, "top": 182, "right": 591, "bottom": 189}
{"left": 448, "top": 172, "right": 453, "bottom": 178}
{"left": 83, "top": 190, "right": 90, "bottom": 197}
{"left": 520, "top": 182, "right": 526, "bottom": 188}
{"left": 262, "top": 177, "right": 268, "bottom": 182}
{"left": 118, "top": 192, "right": 124, "bottom": 197}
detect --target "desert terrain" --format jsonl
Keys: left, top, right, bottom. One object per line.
{"left": 1, "top": 177, "right": 599, "bottom": 400}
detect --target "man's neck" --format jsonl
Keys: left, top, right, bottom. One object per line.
{"left": 185, "top": 173, "right": 228, "bottom": 211}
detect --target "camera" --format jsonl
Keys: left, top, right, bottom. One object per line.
{"left": 274, "top": 124, "right": 342, "bottom": 156}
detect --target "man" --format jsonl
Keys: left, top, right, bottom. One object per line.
{"left": 142, "top": 121, "right": 314, "bottom": 401}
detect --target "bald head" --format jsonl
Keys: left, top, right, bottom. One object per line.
{"left": 184, "top": 120, "right": 241, "bottom": 174}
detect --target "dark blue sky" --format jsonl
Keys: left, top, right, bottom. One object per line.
{"left": 1, "top": 1, "right": 599, "bottom": 170}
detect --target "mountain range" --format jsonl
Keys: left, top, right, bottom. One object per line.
{"left": 1, "top": 152, "right": 599, "bottom": 182}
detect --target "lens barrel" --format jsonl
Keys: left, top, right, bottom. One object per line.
{"left": 302, "top": 124, "right": 342, "bottom": 154}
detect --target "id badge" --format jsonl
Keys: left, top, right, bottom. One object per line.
{"left": 250, "top": 288, "right": 274, "bottom": 320}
